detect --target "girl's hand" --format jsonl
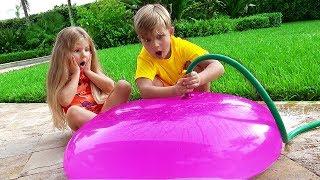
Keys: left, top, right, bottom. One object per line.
{"left": 83, "top": 56, "right": 92, "bottom": 73}
{"left": 69, "top": 56, "right": 80, "bottom": 75}
{"left": 184, "top": 71, "right": 200, "bottom": 89}
{"left": 174, "top": 78, "right": 193, "bottom": 96}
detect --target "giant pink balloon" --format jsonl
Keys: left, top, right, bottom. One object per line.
{"left": 64, "top": 92, "right": 282, "bottom": 179}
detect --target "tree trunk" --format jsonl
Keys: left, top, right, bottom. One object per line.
{"left": 67, "top": 0, "right": 75, "bottom": 26}
{"left": 20, "top": 0, "right": 30, "bottom": 24}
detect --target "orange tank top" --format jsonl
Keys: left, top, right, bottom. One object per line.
{"left": 63, "top": 71, "right": 103, "bottom": 114}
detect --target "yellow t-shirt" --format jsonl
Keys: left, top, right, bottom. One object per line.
{"left": 135, "top": 36, "right": 208, "bottom": 86}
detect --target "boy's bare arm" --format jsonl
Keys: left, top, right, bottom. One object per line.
{"left": 136, "top": 78, "right": 191, "bottom": 99}
{"left": 197, "top": 59, "right": 224, "bottom": 85}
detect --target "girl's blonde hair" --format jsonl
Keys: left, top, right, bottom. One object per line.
{"left": 47, "top": 26, "right": 106, "bottom": 130}
{"left": 133, "top": 4, "right": 172, "bottom": 36}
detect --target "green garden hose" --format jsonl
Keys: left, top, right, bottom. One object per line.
{"left": 186, "top": 54, "right": 320, "bottom": 143}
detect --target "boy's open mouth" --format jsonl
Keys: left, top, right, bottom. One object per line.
{"left": 80, "top": 61, "right": 85, "bottom": 66}
{"left": 155, "top": 51, "right": 162, "bottom": 57}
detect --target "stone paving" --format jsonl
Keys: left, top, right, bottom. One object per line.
{"left": 0, "top": 102, "right": 319, "bottom": 179}
{"left": 0, "top": 56, "right": 50, "bottom": 74}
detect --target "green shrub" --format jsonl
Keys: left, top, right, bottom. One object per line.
{"left": 259, "top": 12, "right": 282, "bottom": 27}
{"left": 251, "top": 0, "right": 320, "bottom": 22}
{"left": 0, "top": 48, "right": 51, "bottom": 64}
{"left": 157, "top": 0, "right": 188, "bottom": 21}
{"left": 235, "top": 15, "right": 269, "bottom": 31}
{"left": 122, "top": 0, "right": 188, "bottom": 21}
{"left": 234, "top": 12, "right": 282, "bottom": 31}
{"left": 77, "top": 0, "right": 136, "bottom": 49}
{"left": 181, "top": 0, "right": 222, "bottom": 20}
{"left": 0, "top": 4, "right": 83, "bottom": 54}
{"left": 0, "top": 28, "right": 26, "bottom": 53}
{"left": 24, "top": 11, "right": 66, "bottom": 50}
{"left": 175, "top": 17, "right": 234, "bottom": 37}
{"left": 0, "top": 8, "right": 69, "bottom": 54}
{"left": 51, "top": 4, "right": 80, "bottom": 26}
{"left": 0, "top": 18, "right": 26, "bottom": 29}
{"left": 220, "top": 0, "right": 256, "bottom": 18}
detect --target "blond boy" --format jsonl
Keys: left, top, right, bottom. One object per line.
{"left": 134, "top": 4, "right": 224, "bottom": 98}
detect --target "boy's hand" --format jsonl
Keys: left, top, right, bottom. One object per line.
{"left": 184, "top": 71, "right": 201, "bottom": 89}
{"left": 69, "top": 56, "right": 80, "bottom": 75}
{"left": 174, "top": 78, "right": 193, "bottom": 96}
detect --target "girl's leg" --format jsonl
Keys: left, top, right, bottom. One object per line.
{"left": 66, "top": 106, "right": 97, "bottom": 131}
{"left": 101, "top": 80, "right": 131, "bottom": 112}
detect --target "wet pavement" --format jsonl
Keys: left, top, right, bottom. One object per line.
{"left": 0, "top": 102, "right": 319, "bottom": 179}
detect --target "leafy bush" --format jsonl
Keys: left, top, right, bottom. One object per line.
{"left": 175, "top": 13, "right": 282, "bottom": 37}
{"left": 251, "top": 0, "right": 320, "bottom": 22}
{"left": 0, "top": 48, "right": 51, "bottom": 64}
{"left": 157, "top": 0, "right": 188, "bottom": 20}
{"left": 0, "top": 7, "right": 70, "bottom": 54}
{"left": 51, "top": 4, "right": 79, "bottom": 26}
{"left": 176, "top": 13, "right": 279, "bottom": 38}
{"left": 260, "top": 12, "right": 282, "bottom": 27}
{"left": 180, "top": 0, "right": 222, "bottom": 20}
{"left": 235, "top": 15, "right": 269, "bottom": 31}
{"left": 24, "top": 11, "right": 66, "bottom": 50}
{"left": 0, "top": 18, "right": 26, "bottom": 29}
{"left": 220, "top": 0, "right": 256, "bottom": 18}
{"left": 121, "top": 0, "right": 188, "bottom": 21}
{"left": 0, "top": 28, "right": 26, "bottom": 54}
{"left": 77, "top": 0, "right": 136, "bottom": 49}
{"left": 175, "top": 17, "right": 234, "bottom": 37}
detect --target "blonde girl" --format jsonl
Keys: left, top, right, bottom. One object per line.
{"left": 47, "top": 26, "right": 131, "bottom": 131}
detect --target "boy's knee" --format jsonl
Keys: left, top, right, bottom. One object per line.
{"left": 195, "top": 83, "right": 210, "bottom": 92}
{"left": 115, "top": 80, "right": 131, "bottom": 95}
{"left": 184, "top": 61, "right": 203, "bottom": 73}
{"left": 193, "top": 66, "right": 203, "bottom": 73}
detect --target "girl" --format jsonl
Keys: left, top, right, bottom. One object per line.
{"left": 47, "top": 26, "right": 131, "bottom": 131}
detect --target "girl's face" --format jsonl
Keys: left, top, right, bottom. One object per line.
{"left": 71, "top": 38, "right": 92, "bottom": 67}
{"left": 139, "top": 26, "right": 174, "bottom": 59}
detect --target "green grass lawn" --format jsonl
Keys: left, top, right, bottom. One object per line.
{"left": 0, "top": 20, "right": 319, "bottom": 102}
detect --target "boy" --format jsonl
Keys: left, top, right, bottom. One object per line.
{"left": 134, "top": 4, "right": 224, "bottom": 98}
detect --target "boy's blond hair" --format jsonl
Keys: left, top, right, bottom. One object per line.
{"left": 47, "top": 26, "right": 106, "bottom": 130}
{"left": 134, "top": 4, "right": 172, "bottom": 36}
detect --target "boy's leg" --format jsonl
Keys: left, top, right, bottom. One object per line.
{"left": 101, "top": 80, "right": 131, "bottom": 112}
{"left": 184, "top": 61, "right": 210, "bottom": 92}
{"left": 66, "top": 105, "right": 96, "bottom": 131}
{"left": 195, "top": 82, "right": 210, "bottom": 92}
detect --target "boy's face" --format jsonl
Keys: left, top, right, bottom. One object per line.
{"left": 139, "top": 26, "right": 174, "bottom": 59}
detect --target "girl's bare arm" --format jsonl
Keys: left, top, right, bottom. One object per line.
{"left": 58, "top": 59, "right": 80, "bottom": 107}
{"left": 85, "top": 71, "right": 115, "bottom": 93}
